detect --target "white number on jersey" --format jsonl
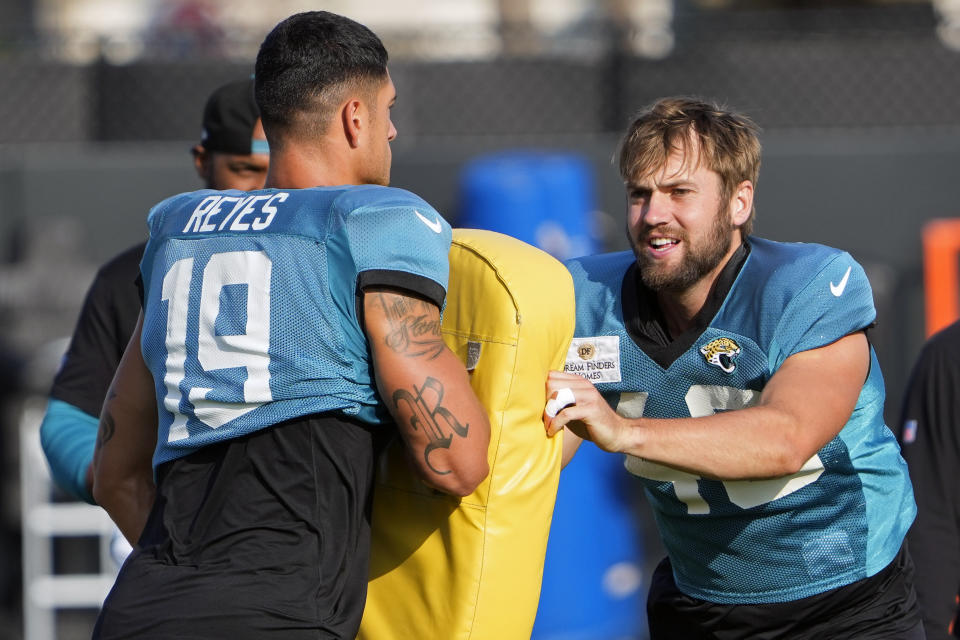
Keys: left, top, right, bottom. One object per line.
{"left": 619, "top": 386, "right": 824, "bottom": 513}
{"left": 160, "top": 250, "right": 273, "bottom": 442}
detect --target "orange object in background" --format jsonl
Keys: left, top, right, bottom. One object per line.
{"left": 922, "top": 219, "right": 960, "bottom": 337}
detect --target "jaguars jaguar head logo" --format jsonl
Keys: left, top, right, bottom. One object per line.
{"left": 700, "top": 337, "right": 741, "bottom": 373}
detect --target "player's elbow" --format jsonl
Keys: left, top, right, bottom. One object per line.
{"left": 91, "top": 473, "right": 116, "bottom": 512}
{"left": 92, "top": 467, "right": 150, "bottom": 516}
{"left": 435, "top": 410, "right": 491, "bottom": 496}
{"left": 770, "top": 453, "right": 803, "bottom": 477}
{"left": 453, "top": 458, "right": 490, "bottom": 496}
{"left": 767, "top": 439, "right": 819, "bottom": 478}
{"left": 91, "top": 466, "right": 127, "bottom": 512}
{"left": 429, "top": 459, "right": 490, "bottom": 497}
{"left": 421, "top": 429, "right": 491, "bottom": 496}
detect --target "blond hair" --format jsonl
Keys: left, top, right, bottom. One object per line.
{"left": 618, "top": 97, "right": 761, "bottom": 236}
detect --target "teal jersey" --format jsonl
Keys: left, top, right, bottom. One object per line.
{"left": 140, "top": 185, "right": 452, "bottom": 467}
{"left": 565, "top": 237, "right": 916, "bottom": 604}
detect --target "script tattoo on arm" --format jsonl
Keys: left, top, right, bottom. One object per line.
{"left": 373, "top": 292, "right": 444, "bottom": 360}
{"left": 394, "top": 377, "right": 470, "bottom": 475}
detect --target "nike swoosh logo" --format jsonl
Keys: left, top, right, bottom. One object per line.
{"left": 830, "top": 266, "right": 852, "bottom": 297}
{"left": 415, "top": 210, "right": 442, "bottom": 234}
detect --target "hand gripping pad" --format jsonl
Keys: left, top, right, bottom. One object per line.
{"left": 358, "top": 229, "right": 575, "bottom": 640}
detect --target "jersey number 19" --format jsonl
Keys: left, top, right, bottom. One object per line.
{"left": 158, "top": 250, "right": 273, "bottom": 443}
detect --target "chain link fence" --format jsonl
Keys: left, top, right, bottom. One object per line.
{"left": 0, "top": 3, "right": 956, "bottom": 144}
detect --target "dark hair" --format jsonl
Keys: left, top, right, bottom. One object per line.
{"left": 254, "top": 11, "right": 388, "bottom": 146}
{"left": 618, "top": 96, "right": 761, "bottom": 236}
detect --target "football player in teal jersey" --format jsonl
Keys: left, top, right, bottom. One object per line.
{"left": 545, "top": 97, "right": 922, "bottom": 639}
{"left": 39, "top": 78, "right": 269, "bottom": 507}
{"left": 91, "top": 11, "right": 490, "bottom": 639}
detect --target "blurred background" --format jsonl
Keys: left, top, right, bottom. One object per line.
{"left": 1, "top": 0, "right": 959, "bottom": 638}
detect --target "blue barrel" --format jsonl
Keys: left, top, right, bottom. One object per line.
{"left": 532, "top": 445, "right": 646, "bottom": 640}
{"left": 458, "top": 150, "right": 647, "bottom": 639}
{"left": 458, "top": 151, "right": 598, "bottom": 260}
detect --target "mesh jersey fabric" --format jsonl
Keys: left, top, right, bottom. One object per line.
{"left": 564, "top": 236, "right": 916, "bottom": 604}
{"left": 139, "top": 185, "right": 452, "bottom": 466}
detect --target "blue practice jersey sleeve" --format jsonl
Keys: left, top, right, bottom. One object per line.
{"left": 339, "top": 189, "right": 452, "bottom": 308}
{"left": 39, "top": 398, "right": 98, "bottom": 504}
{"left": 771, "top": 251, "right": 875, "bottom": 367}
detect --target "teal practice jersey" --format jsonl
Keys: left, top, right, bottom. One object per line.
{"left": 565, "top": 237, "right": 916, "bottom": 604}
{"left": 140, "top": 185, "right": 452, "bottom": 467}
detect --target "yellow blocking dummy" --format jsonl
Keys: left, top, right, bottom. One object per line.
{"left": 358, "top": 229, "right": 575, "bottom": 640}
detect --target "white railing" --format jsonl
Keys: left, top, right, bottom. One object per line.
{"left": 19, "top": 399, "right": 117, "bottom": 640}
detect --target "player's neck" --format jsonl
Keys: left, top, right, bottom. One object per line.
{"left": 265, "top": 145, "right": 362, "bottom": 189}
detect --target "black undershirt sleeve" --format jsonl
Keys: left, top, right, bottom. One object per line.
{"left": 356, "top": 269, "right": 446, "bottom": 310}
{"left": 354, "top": 269, "right": 447, "bottom": 328}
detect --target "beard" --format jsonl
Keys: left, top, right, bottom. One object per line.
{"left": 634, "top": 207, "right": 735, "bottom": 292}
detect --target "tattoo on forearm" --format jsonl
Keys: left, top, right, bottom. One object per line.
{"left": 374, "top": 292, "right": 444, "bottom": 359}
{"left": 394, "top": 377, "right": 469, "bottom": 475}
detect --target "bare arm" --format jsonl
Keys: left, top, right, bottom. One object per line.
{"left": 560, "top": 429, "right": 583, "bottom": 469}
{"left": 546, "top": 331, "right": 869, "bottom": 480}
{"left": 364, "top": 288, "right": 490, "bottom": 496}
{"left": 92, "top": 312, "right": 158, "bottom": 544}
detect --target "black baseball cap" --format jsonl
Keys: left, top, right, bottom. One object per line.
{"left": 198, "top": 78, "right": 268, "bottom": 155}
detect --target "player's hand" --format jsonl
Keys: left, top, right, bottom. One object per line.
{"left": 544, "top": 370, "right": 628, "bottom": 453}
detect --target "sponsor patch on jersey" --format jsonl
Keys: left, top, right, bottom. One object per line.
{"left": 699, "top": 337, "right": 741, "bottom": 373}
{"left": 565, "top": 336, "right": 621, "bottom": 382}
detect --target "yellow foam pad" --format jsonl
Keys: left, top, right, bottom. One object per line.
{"left": 359, "top": 229, "right": 575, "bottom": 640}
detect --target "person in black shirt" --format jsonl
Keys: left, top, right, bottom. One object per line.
{"left": 900, "top": 319, "right": 960, "bottom": 640}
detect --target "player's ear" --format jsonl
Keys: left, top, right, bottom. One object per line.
{"left": 342, "top": 98, "right": 363, "bottom": 149}
{"left": 730, "top": 180, "right": 753, "bottom": 227}
{"left": 192, "top": 145, "right": 210, "bottom": 181}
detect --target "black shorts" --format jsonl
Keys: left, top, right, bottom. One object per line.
{"left": 93, "top": 412, "right": 389, "bottom": 640}
{"left": 647, "top": 542, "right": 925, "bottom": 640}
